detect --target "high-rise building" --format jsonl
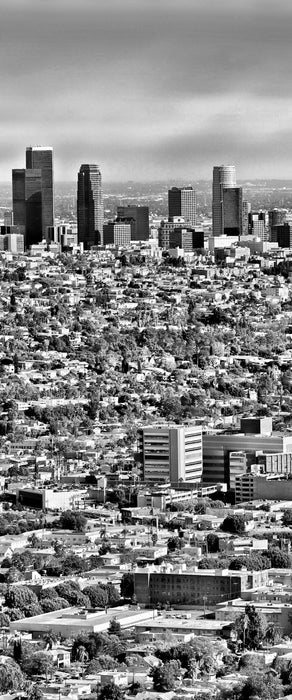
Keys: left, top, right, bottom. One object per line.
{"left": 116, "top": 205, "right": 149, "bottom": 241}
{"left": 242, "top": 200, "right": 251, "bottom": 236}
{"left": 103, "top": 221, "right": 131, "bottom": 247}
{"left": 26, "top": 147, "right": 54, "bottom": 240}
{"left": 169, "top": 228, "right": 193, "bottom": 252}
{"left": 168, "top": 187, "right": 197, "bottom": 227}
{"left": 222, "top": 187, "right": 243, "bottom": 236}
{"left": 271, "top": 223, "right": 292, "bottom": 249}
{"left": 0, "top": 226, "right": 24, "bottom": 253}
{"left": 158, "top": 217, "right": 187, "bottom": 249}
{"left": 12, "top": 169, "right": 42, "bottom": 247}
{"left": 269, "top": 208, "right": 287, "bottom": 238}
{"left": 77, "top": 164, "right": 104, "bottom": 248}
{"left": 212, "top": 165, "right": 236, "bottom": 236}
{"left": 138, "top": 425, "right": 202, "bottom": 485}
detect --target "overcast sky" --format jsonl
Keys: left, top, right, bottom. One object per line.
{"left": 1, "top": 0, "right": 292, "bottom": 181}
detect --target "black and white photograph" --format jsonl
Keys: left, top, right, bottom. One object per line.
{"left": 1, "top": 1, "right": 292, "bottom": 698}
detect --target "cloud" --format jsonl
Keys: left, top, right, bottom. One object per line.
{"left": 0, "top": 0, "right": 292, "bottom": 179}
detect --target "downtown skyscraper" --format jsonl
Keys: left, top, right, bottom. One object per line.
{"left": 12, "top": 146, "right": 54, "bottom": 248}
{"left": 212, "top": 165, "right": 237, "bottom": 237}
{"left": 168, "top": 186, "right": 197, "bottom": 227}
{"left": 26, "top": 147, "right": 54, "bottom": 239}
{"left": 77, "top": 164, "right": 104, "bottom": 248}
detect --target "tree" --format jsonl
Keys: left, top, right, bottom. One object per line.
{"left": 5, "top": 585, "right": 39, "bottom": 612}
{"left": 27, "top": 685, "right": 44, "bottom": 700}
{"left": 168, "top": 536, "right": 184, "bottom": 552}
{"left": 83, "top": 585, "right": 108, "bottom": 608}
{"left": 120, "top": 572, "right": 134, "bottom": 599}
{"left": 282, "top": 510, "right": 292, "bottom": 527}
{"left": 206, "top": 532, "right": 220, "bottom": 553}
{"left": 86, "top": 655, "right": 116, "bottom": 673}
{"left": 221, "top": 514, "right": 245, "bottom": 535}
{"left": 21, "top": 651, "right": 54, "bottom": 679}
{"left": 235, "top": 604, "right": 267, "bottom": 650}
{"left": 0, "top": 611, "right": 10, "bottom": 626}
{"left": 41, "top": 596, "right": 69, "bottom": 613}
{"left": 0, "top": 658, "right": 24, "bottom": 693}
{"left": 266, "top": 546, "right": 291, "bottom": 568}
{"left": 150, "top": 660, "right": 181, "bottom": 691}
{"left": 59, "top": 510, "right": 87, "bottom": 532}
{"left": 238, "top": 671, "right": 283, "bottom": 700}
{"left": 54, "top": 581, "right": 89, "bottom": 606}
{"left": 96, "top": 683, "right": 125, "bottom": 700}
{"left": 108, "top": 617, "right": 121, "bottom": 636}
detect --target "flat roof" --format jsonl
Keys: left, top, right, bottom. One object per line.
{"left": 135, "top": 618, "right": 231, "bottom": 630}
{"left": 10, "top": 606, "right": 155, "bottom": 632}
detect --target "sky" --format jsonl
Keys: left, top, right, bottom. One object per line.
{"left": 1, "top": 0, "right": 292, "bottom": 182}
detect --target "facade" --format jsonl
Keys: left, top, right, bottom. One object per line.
{"left": 77, "top": 164, "right": 104, "bottom": 248}
{"left": 138, "top": 425, "right": 203, "bottom": 485}
{"left": 235, "top": 473, "right": 292, "bottom": 504}
{"left": 116, "top": 205, "right": 149, "bottom": 241}
{"left": 242, "top": 200, "right": 251, "bottom": 236}
{"left": 26, "top": 147, "right": 54, "bottom": 240}
{"left": 203, "top": 419, "right": 292, "bottom": 487}
{"left": 103, "top": 222, "right": 131, "bottom": 247}
{"left": 10, "top": 606, "right": 155, "bottom": 638}
{"left": 134, "top": 567, "right": 268, "bottom": 606}
{"left": 0, "top": 227, "right": 24, "bottom": 253}
{"left": 222, "top": 187, "right": 243, "bottom": 236}
{"left": 168, "top": 187, "right": 197, "bottom": 227}
{"left": 158, "top": 218, "right": 187, "bottom": 249}
{"left": 212, "top": 165, "right": 236, "bottom": 237}
{"left": 271, "top": 223, "right": 292, "bottom": 249}
{"left": 16, "top": 487, "right": 86, "bottom": 511}
{"left": 169, "top": 228, "right": 193, "bottom": 252}
{"left": 269, "top": 208, "right": 287, "bottom": 235}
{"left": 12, "top": 168, "right": 42, "bottom": 247}
{"left": 192, "top": 229, "right": 205, "bottom": 249}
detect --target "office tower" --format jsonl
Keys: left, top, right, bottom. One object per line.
{"left": 212, "top": 165, "right": 236, "bottom": 236}
{"left": 271, "top": 223, "right": 292, "bottom": 248}
{"left": 77, "top": 164, "right": 103, "bottom": 248}
{"left": 222, "top": 187, "right": 243, "bottom": 236}
{"left": 242, "top": 200, "right": 251, "bottom": 236}
{"left": 12, "top": 169, "right": 42, "bottom": 247}
{"left": 192, "top": 229, "right": 205, "bottom": 249}
{"left": 26, "top": 147, "right": 54, "bottom": 240}
{"left": 116, "top": 205, "right": 149, "bottom": 241}
{"left": 138, "top": 425, "right": 202, "bottom": 485}
{"left": 169, "top": 228, "right": 193, "bottom": 252}
{"left": 103, "top": 221, "right": 131, "bottom": 247}
{"left": 250, "top": 211, "right": 268, "bottom": 241}
{"left": 158, "top": 217, "right": 186, "bottom": 249}
{"left": 269, "top": 208, "right": 287, "bottom": 238}
{"left": 0, "top": 227, "right": 24, "bottom": 253}
{"left": 4, "top": 211, "right": 13, "bottom": 226}
{"left": 168, "top": 187, "right": 197, "bottom": 227}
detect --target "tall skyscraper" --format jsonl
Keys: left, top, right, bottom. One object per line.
{"left": 12, "top": 169, "right": 42, "bottom": 247}
{"left": 26, "top": 147, "right": 54, "bottom": 240}
{"left": 168, "top": 186, "right": 197, "bottom": 227}
{"left": 77, "top": 164, "right": 104, "bottom": 248}
{"left": 116, "top": 205, "right": 149, "bottom": 241}
{"left": 222, "top": 187, "right": 243, "bottom": 236}
{"left": 212, "top": 165, "right": 236, "bottom": 236}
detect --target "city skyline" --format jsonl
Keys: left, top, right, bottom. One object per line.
{"left": 1, "top": 0, "right": 292, "bottom": 182}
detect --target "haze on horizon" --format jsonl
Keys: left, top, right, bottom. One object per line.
{"left": 1, "top": 0, "right": 292, "bottom": 183}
